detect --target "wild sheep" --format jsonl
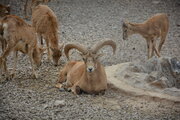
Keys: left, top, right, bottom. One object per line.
{"left": 32, "top": 5, "right": 63, "bottom": 66}
{"left": 122, "top": 13, "right": 169, "bottom": 59}
{"left": 0, "top": 4, "right": 11, "bottom": 51}
{"left": 56, "top": 40, "right": 116, "bottom": 94}
{"left": 24, "top": 0, "right": 51, "bottom": 19}
{"left": 0, "top": 15, "right": 45, "bottom": 79}
{"left": 0, "top": 4, "right": 11, "bottom": 76}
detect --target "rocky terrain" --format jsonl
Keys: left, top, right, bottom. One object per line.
{"left": 0, "top": 0, "right": 180, "bottom": 119}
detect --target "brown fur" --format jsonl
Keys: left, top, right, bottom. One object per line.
{"left": 122, "top": 13, "right": 169, "bottom": 59}
{"left": 32, "top": 5, "right": 63, "bottom": 66}
{"left": 24, "top": 0, "right": 51, "bottom": 19}
{"left": 0, "top": 15, "right": 45, "bottom": 79}
{"left": 56, "top": 40, "right": 116, "bottom": 95}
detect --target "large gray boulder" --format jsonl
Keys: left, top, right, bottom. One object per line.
{"left": 106, "top": 57, "right": 180, "bottom": 102}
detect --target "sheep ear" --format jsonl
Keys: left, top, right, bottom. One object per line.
{"left": 123, "top": 20, "right": 128, "bottom": 27}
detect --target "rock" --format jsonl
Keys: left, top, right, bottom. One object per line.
{"left": 145, "top": 71, "right": 162, "bottom": 83}
{"left": 107, "top": 57, "right": 180, "bottom": 98}
{"left": 150, "top": 77, "right": 168, "bottom": 89}
{"left": 43, "top": 104, "right": 49, "bottom": 109}
{"left": 159, "top": 77, "right": 171, "bottom": 87}
{"left": 169, "top": 57, "right": 180, "bottom": 75}
{"left": 163, "top": 87, "right": 180, "bottom": 97}
{"left": 160, "top": 57, "right": 179, "bottom": 88}
{"left": 54, "top": 100, "right": 65, "bottom": 107}
{"left": 130, "top": 65, "right": 142, "bottom": 73}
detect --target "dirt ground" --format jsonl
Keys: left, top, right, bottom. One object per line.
{"left": 0, "top": 0, "right": 180, "bottom": 119}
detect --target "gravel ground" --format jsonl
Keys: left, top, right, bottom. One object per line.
{"left": 0, "top": 0, "right": 180, "bottom": 119}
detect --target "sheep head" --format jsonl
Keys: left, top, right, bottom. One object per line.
{"left": 50, "top": 43, "right": 64, "bottom": 66}
{"left": 32, "top": 46, "right": 46, "bottom": 67}
{"left": 64, "top": 40, "right": 116, "bottom": 73}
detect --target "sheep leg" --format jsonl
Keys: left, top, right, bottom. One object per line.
{"left": 29, "top": 52, "right": 37, "bottom": 79}
{"left": 0, "top": 43, "right": 15, "bottom": 80}
{"left": 47, "top": 41, "right": 51, "bottom": 62}
{"left": 158, "top": 34, "right": 166, "bottom": 53}
{"left": 70, "top": 81, "right": 82, "bottom": 95}
{"left": 57, "top": 69, "right": 67, "bottom": 83}
{"left": 56, "top": 80, "right": 73, "bottom": 91}
{"left": 0, "top": 38, "right": 7, "bottom": 76}
{"left": 146, "top": 40, "right": 150, "bottom": 59}
{"left": 10, "top": 51, "right": 18, "bottom": 79}
{"left": 148, "top": 40, "right": 153, "bottom": 59}
{"left": 152, "top": 39, "right": 161, "bottom": 57}
{"left": 0, "top": 58, "right": 9, "bottom": 80}
{"left": 0, "top": 38, "right": 6, "bottom": 75}
{"left": 37, "top": 34, "right": 43, "bottom": 46}
{"left": 2, "top": 39, "right": 8, "bottom": 76}
{"left": 0, "top": 58, "right": 3, "bottom": 75}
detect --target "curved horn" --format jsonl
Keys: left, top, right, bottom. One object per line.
{"left": 64, "top": 43, "right": 87, "bottom": 60}
{"left": 91, "top": 40, "right": 116, "bottom": 54}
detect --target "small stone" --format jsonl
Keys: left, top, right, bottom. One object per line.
{"left": 152, "top": 0, "right": 160, "bottom": 4}
{"left": 54, "top": 100, "right": 65, "bottom": 107}
{"left": 43, "top": 104, "right": 49, "bottom": 109}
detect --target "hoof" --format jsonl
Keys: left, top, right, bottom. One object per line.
{"left": 66, "top": 88, "right": 71, "bottom": 92}
{"left": 55, "top": 83, "right": 62, "bottom": 88}
{"left": 71, "top": 86, "right": 81, "bottom": 95}
{"left": 75, "top": 86, "right": 81, "bottom": 94}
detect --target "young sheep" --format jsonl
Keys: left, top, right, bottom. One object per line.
{"left": 56, "top": 40, "right": 116, "bottom": 95}
{"left": 32, "top": 5, "right": 63, "bottom": 66}
{"left": 0, "top": 4, "right": 11, "bottom": 76}
{"left": 0, "top": 4, "right": 11, "bottom": 53}
{"left": 0, "top": 15, "right": 45, "bottom": 79}
{"left": 24, "top": 0, "right": 51, "bottom": 19}
{"left": 122, "top": 13, "right": 169, "bottom": 59}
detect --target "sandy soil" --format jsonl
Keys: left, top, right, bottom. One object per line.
{"left": 0, "top": 0, "right": 180, "bottom": 119}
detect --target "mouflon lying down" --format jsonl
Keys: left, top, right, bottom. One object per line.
{"left": 56, "top": 40, "right": 116, "bottom": 94}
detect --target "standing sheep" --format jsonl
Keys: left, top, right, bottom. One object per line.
{"left": 32, "top": 5, "right": 63, "bottom": 66}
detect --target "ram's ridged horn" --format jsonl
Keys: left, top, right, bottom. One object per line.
{"left": 91, "top": 40, "right": 116, "bottom": 54}
{"left": 64, "top": 43, "right": 87, "bottom": 60}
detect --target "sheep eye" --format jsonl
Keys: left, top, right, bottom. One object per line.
{"left": 82, "top": 58, "right": 86, "bottom": 61}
